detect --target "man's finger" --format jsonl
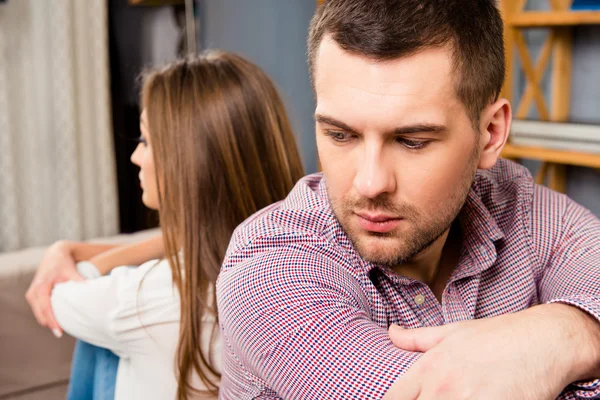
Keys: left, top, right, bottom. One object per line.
{"left": 388, "top": 323, "right": 461, "bottom": 352}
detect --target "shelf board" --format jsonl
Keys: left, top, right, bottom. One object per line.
{"left": 507, "top": 10, "right": 600, "bottom": 27}
{"left": 502, "top": 143, "right": 600, "bottom": 168}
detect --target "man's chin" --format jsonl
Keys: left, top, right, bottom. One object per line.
{"left": 352, "top": 235, "right": 409, "bottom": 266}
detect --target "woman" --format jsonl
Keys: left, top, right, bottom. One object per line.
{"left": 50, "top": 51, "right": 305, "bottom": 400}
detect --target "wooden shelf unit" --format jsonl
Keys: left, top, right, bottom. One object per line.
{"left": 500, "top": 0, "right": 600, "bottom": 193}
{"left": 509, "top": 10, "right": 600, "bottom": 27}
{"left": 503, "top": 143, "right": 600, "bottom": 168}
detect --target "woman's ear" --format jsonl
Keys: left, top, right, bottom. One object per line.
{"left": 477, "top": 98, "right": 512, "bottom": 170}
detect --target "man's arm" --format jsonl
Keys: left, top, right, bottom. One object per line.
{"left": 385, "top": 302, "right": 599, "bottom": 400}
{"left": 217, "top": 240, "right": 422, "bottom": 399}
{"left": 538, "top": 197, "right": 600, "bottom": 395}
{"left": 385, "top": 193, "right": 600, "bottom": 399}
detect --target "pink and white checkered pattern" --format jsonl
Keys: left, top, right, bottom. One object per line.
{"left": 217, "top": 159, "right": 600, "bottom": 399}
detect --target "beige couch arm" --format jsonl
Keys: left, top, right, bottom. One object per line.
{"left": 0, "top": 229, "right": 160, "bottom": 400}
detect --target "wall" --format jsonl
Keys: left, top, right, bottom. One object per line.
{"left": 199, "top": 0, "right": 318, "bottom": 173}
{"left": 110, "top": 0, "right": 180, "bottom": 104}
{"left": 109, "top": 0, "right": 181, "bottom": 232}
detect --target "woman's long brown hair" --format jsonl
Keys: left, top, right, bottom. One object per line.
{"left": 140, "top": 51, "right": 305, "bottom": 399}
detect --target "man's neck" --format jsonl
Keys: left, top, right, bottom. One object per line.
{"left": 393, "top": 223, "right": 462, "bottom": 301}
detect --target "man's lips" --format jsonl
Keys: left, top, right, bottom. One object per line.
{"left": 355, "top": 212, "right": 403, "bottom": 233}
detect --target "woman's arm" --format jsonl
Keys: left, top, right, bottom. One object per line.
{"left": 65, "top": 233, "right": 164, "bottom": 275}
{"left": 87, "top": 234, "right": 164, "bottom": 275}
{"left": 51, "top": 276, "right": 124, "bottom": 353}
{"left": 62, "top": 241, "right": 119, "bottom": 261}
{"left": 51, "top": 259, "right": 178, "bottom": 358}
{"left": 27, "top": 233, "right": 163, "bottom": 337}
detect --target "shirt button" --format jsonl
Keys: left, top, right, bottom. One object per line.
{"left": 414, "top": 294, "right": 425, "bottom": 305}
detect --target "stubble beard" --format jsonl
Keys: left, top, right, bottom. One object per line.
{"left": 328, "top": 154, "right": 479, "bottom": 267}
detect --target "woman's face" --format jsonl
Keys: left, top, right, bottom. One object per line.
{"left": 130, "top": 110, "right": 159, "bottom": 210}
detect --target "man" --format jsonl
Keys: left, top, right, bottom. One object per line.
{"left": 217, "top": 0, "right": 600, "bottom": 398}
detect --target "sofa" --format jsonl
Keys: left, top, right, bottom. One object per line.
{"left": 0, "top": 229, "right": 160, "bottom": 400}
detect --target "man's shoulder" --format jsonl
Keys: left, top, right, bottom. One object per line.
{"left": 223, "top": 173, "right": 347, "bottom": 269}
{"left": 475, "top": 158, "right": 533, "bottom": 199}
{"left": 475, "top": 158, "right": 572, "bottom": 222}
{"left": 217, "top": 174, "right": 364, "bottom": 326}
{"left": 474, "top": 158, "right": 594, "bottom": 261}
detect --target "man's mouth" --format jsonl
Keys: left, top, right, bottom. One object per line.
{"left": 354, "top": 212, "right": 403, "bottom": 233}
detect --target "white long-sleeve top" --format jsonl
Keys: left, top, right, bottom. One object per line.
{"left": 51, "top": 259, "right": 221, "bottom": 400}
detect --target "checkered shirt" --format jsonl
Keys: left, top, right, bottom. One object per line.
{"left": 217, "top": 159, "right": 600, "bottom": 399}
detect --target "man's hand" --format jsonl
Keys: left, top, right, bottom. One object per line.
{"left": 25, "top": 240, "right": 83, "bottom": 337}
{"left": 384, "top": 304, "right": 598, "bottom": 400}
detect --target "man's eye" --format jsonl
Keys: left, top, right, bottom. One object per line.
{"left": 325, "top": 130, "right": 353, "bottom": 142}
{"left": 396, "top": 138, "right": 429, "bottom": 150}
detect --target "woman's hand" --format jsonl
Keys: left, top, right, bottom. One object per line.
{"left": 25, "top": 240, "right": 84, "bottom": 337}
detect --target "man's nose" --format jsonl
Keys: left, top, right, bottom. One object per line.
{"left": 353, "top": 142, "right": 396, "bottom": 199}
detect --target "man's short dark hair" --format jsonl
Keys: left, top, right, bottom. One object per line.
{"left": 307, "top": 0, "right": 505, "bottom": 128}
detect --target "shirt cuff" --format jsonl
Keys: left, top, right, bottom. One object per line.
{"left": 548, "top": 295, "right": 600, "bottom": 398}
{"left": 76, "top": 261, "right": 102, "bottom": 279}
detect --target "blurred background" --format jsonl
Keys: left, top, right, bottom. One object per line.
{"left": 0, "top": 2, "right": 318, "bottom": 397}
{"left": 1, "top": 1, "right": 600, "bottom": 399}
{"left": 0, "top": 0, "right": 318, "bottom": 254}
{"left": 506, "top": 0, "right": 600, "bottom": 218}
{"left": 1, "top": 0, "right": 600, "bottom": 255}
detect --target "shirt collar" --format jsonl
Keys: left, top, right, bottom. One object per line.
{"left": 450, "top": 178, "right": 505, "bottom": 280}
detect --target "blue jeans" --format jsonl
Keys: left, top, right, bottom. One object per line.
{"left": 67, "top": 340, "right": 120, "bottom": 400}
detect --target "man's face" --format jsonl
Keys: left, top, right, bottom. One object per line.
{"left": 314, "top": 37, "right": 481, "bottom": 267}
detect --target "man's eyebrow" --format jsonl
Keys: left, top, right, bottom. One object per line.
{"left": 315, "top": 114, "right": 447, "bottom": 136}
{"left": 393, "top": 124, "right": 447, "bottom": 135}
{"left": 314, "top": 114, "right": 359, "bottom": 135}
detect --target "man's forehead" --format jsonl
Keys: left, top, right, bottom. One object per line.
{"left": 314, "top": 36, "right": 455, "bottom": 98}
{"left": 314, "top": 37, "right": 459, "bottom": 130}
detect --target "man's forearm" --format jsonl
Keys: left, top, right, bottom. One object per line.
{"left": 527, "top": 303, "right": 600, "bottom": 386}
{"left": 385, "top": 303, "right": 600, "bottom": 399}
{"left": 558, "top": 303, "right": 600, "bottom": 382}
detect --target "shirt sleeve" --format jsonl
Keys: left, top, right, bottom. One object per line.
{"left": 51, "top": 275, "right": 125, "bottom": 355}
{"left": 51, "top": 261, "right": 180, "bottom": 359}
{"left": 538, "top": 197, "right": 600, "bottom": 398}
{"left": 217, "top": 238, "right": 421, "bottom": 400}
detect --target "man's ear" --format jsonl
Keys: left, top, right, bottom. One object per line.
{"left": 478, "top": 98, "right": 512, "bottom": 170}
